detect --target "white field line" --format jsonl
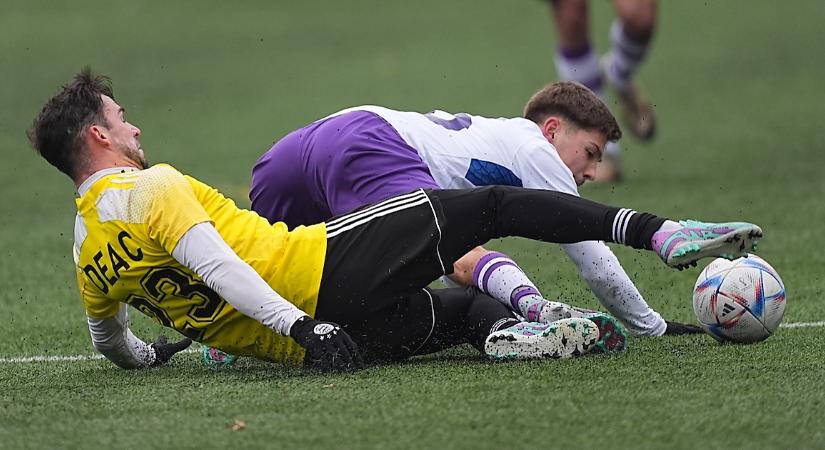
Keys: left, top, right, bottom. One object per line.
{"left": 0, "top": 347, "right": 200, "bottom": 364}
{"left": 779, "top": 320, "right": 825, "bottom": 329}
{"left": 1, "top": 322, "right": 824, "bottom": 365}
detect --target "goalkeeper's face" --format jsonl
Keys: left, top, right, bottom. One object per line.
{"left": 99, "top": 95, "right": 148, "bottom": 169}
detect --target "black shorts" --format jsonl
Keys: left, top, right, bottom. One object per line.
{"left": 314, "top": 189, "right": 449, "bottom": 361}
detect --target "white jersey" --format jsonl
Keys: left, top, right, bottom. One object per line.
{"left": 331, "top": 105, "right": 666, "bottom": 336}
{"left": 337, "top": 105, "right": 580, "bottom": 195}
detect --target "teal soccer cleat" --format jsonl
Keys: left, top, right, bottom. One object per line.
{"left": 535, "top": 303, "right": 628, "bottom": 354}
{"left": 573, "top": 310, "right": 629, "bottom": 354}
{"left": 202, "top": 346, "right": 238, "bottom": 367}
{"left": 652, "top": 220, "right": 762, "bottom": 269}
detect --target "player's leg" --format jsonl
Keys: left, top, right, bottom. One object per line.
{"left": 462, "top": 249, "right": 629, "bottom": 352}
{"left": 549, "top": 0, "right": 603, "bottom": 96}
{"left": 410, "top": 287, "right": 519, "bottom": 355}
{"left": 313, "top": 286, "right": 508, "bottom": 362}
{"left": 451, "top": 247, "right": 567, "bottom": 321}
{"left": 605, "top": 0, "right": 657, "bottom": 141}
{"left": 315, "top": 286, "right": 597, "bottom": 362}
{"left": 450, "top": 246, "right": 576, "bottom": 321}
{"left": 547, "top": 0, "right": 625, "bottom": 182}
{"left": 317, "top": 187, "right": 745, "bottom": 356}
{"left": 427, "top": 186, "right": 762, "bottom": 271}
{"left": 418, "top": 287, "right": 599, "bottom": 360}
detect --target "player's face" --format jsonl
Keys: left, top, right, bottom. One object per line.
{"left": 549, "top": 122, "right": 606, "bottom": 186}
{"left": 100, "top": 95, "right": 147, "bottom": 169}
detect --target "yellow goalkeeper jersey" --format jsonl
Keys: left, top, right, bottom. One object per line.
{"left": 73, "top": 164, "right": 327, "bottom": 364}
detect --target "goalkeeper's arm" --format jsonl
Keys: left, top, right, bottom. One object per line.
{"left": 171, "top": 222, "right": 306, "bottom": 336}
{"left": 87, "top": 305, "right": 191, "bottom": 369}
{"left": 84, "top": 221, "right": 304, "bottom": 369}
{"left": 171, "top": 222, "right": 363, "bottom": 370}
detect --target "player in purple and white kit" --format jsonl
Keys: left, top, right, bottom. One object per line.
{"left": 247, "top": 82, "right": 699, "bottom": 340}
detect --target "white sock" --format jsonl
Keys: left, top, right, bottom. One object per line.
{"left": 658, "top": 220, "right": 681, "bottom": 232}
{"left": 472, "top": 251, "right": 549, "bottom": 322}
{"left": 605, "top": 20, "right": 652, "bottom": 92}
{"left": 554, "top": 44, "right": 604, "bottom": 96}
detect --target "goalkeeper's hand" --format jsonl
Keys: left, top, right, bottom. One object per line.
{"left": 289, "top": 316, "right": 364, "bottom": 371}
{"left": 150, "top": 336, "right": 193, "bottom": 367}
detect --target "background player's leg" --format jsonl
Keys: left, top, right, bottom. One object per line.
{"left": 548, "top": 0, "right": 623, "bottom": 182}
{"left": 605, "top": 0, "right": 657, "bottom": 141}
{"left": 608, "top": 0, "right": 656, "bottom": 92}
{"left": 550, "top": 0, "right": 601, "bottom": 94}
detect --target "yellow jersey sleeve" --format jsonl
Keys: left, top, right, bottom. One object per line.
{"left": 141, "top": 164, "right": 213, "bottom": 255}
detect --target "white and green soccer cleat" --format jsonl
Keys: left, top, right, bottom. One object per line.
{"left": 652, "top": 220, "right": 762, "bottom": 269}
{"left": 484, "top": 318, "right": 598, "bottom": 360}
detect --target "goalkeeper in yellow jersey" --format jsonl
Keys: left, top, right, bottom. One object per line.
{"left": 27, "top": 69, "right": 762, "bottom": 371}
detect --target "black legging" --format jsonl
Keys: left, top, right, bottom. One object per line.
{"left": 429, "top": 186, "right": 664, "bottom": 267}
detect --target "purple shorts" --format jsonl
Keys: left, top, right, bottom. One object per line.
{"left": 250, "top": 111, "right": 439, "bottom": 228}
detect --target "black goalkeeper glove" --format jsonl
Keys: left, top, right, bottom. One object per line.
{"left": 289, "top": 316, "right": 364, "bottom": 371}
{"left": 150, "top": 336, "right": 192, "bottom": 367}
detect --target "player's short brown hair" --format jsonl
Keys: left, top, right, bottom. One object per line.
{"left": 523, "top": 81, "right": 622, "bottom": 142}
{"left": 27, "top": 68, "right": 114, "bottom": 178}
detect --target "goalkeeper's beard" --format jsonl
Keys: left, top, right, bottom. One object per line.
{"left": 130, "top": 147, "right": 149, "bottom": 169}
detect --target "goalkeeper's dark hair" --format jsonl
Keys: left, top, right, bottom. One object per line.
{"left": 27, "top": 67, "right": 114, "bottom": 178}
{"left": 523, "top": 81, "right": 622, "bottom": 142}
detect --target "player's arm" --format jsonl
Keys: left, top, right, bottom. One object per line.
{"left": 86, "top": 305, "right": 191, "bottom": 369}
{"left": 560, "top": 241, "right": 666, "bottom": 336}
{"left": 172, "top": 222, "right": 306, "bottom": 336}
{"left": 171, "top": 222, "right": 363, "bottom": 371}
{"left": 78, "top": 261, "right": 191, "bottom": 369}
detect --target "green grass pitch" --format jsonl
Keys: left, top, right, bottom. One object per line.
{"left": 2, "top": 1, "right": 824, "bottom": 448}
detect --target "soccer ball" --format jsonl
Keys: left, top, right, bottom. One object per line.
{"left": 692, "top": 254, "right": 786, "bottom": 343}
